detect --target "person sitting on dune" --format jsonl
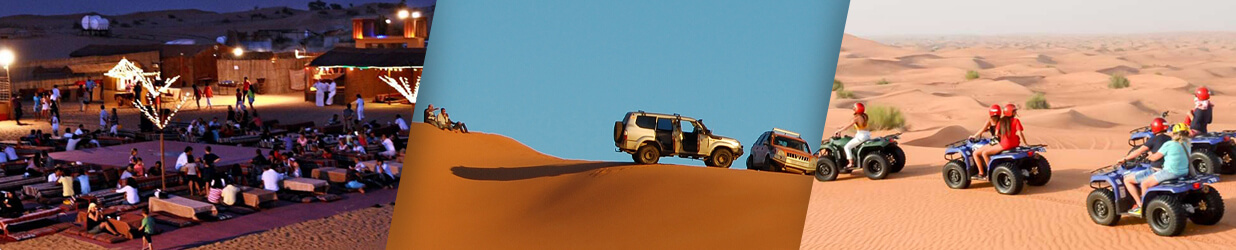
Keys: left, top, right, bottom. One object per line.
{"left": 831, "top": 103, "right": 869, "bottom": 168}
{"left": 1185, "top": 86, "right": 1213, "bottom": 137}
{"left": 1120, "top": 123, "right": 1191, "bottom": 215}
{"left": 971, "top": 104, "right": 1027, "bottom": 179}
{"left": 424, "top": 104, "right": 437, "bottom": 124}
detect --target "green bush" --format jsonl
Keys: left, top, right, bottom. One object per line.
{"left": 1025, "top": 93, "right": 1050, "bottom": 109}
{"left": 836, "top": 89, "right": 855, "bottom": 99}
{"left": 1108, "top": 74, "right": 1130, "bottom": 89}
{"left": 965, "top": 70, "right": 980, "bottom": 80}
{"left": 867, "top": 105, "right": 906, "bottom": 131}
{"left": 832, "top": 79, "right": 844, "bottom": 91}
{"left": 876, "top": 78, "right": 890, "bottom": 85}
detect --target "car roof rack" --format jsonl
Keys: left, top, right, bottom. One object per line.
{"left": 772, "top": 128, "right": 800, "bottom": 137}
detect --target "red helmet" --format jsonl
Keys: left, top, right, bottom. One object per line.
{"left": 1196, "top": 86, "right": 1211, "bottom": 101}
{"left": 988, "top": 104, "right": 1001, "bottom": 117}
{"left": 854, "top": 103, "right": 866, "bottom": 114}
{"left": 1003, "top": 103, "right": 1017, "bottom": 117}
{"left": 1150, "top": 117, "right": 1168, "bottom": 133}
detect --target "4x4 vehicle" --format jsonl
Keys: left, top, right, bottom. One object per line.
{"left": 748, "top": 128, "right": 818, "bottom": 174}
{"left": 614, "top": 111, "right": 744, "bottom": 168}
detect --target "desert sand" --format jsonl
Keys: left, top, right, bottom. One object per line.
{"left": 389, "top": 123, "right": 813, "bottom": 249}
{"left": 804, "top": 33, "right": 1236, "bottom": 249}
{"left": 190, "top": 206, "right": 395, "bottom": 250}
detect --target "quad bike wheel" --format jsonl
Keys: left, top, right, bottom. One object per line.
{"left": 1145, "top": 195, "right": 1187, "bottom": 236}
{"left": 815, "top": 157, "right": 839, "bottom": 181}
{"left": 1218, "top": 147, "right": 1236, "bottom": 175}
{"left": 1026, "top": 155, "right": 1052, "bottom": 186}
{"left": 991, "top": 164, "right": 1025, "bottom": 195}
{"left": 885, "top": 146, "right": 906, "bottom": 173}
{"left": 1086, "top": 188, "right": 1121, "bottom": 226}
{"left": 1187, "top": 187, "right": 1225, "bottom": 226}
{"left": 634, "top": 144, "right": 659, "bottom": 164}
{"left": 862, "top": 152, "right": 891, "bottom": 180}
{"left": 1190, "top": 149, "right": 1221, "bottom": 175}
{"left": 942, "top": 160, "right": 970, "bottom": 189}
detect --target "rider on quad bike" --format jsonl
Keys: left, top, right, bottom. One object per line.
{"left": 1185, "top": 86, "right": 1213, "bottom": 137}
{"left": 1117, "top": 123, "right": 1193, "bottom": 215}
{"left": 830, "top": 102, "right": 870, "bottom": 169}
{"left": 970, "top": 104, "right": 1027, "bottom": 179}
{"left": 1121, "top": 117, "right": 1172, "bottom": 168}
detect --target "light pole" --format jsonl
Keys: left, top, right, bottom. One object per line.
{"left": 0, "top": 48, "right": 14, "bottom": 101}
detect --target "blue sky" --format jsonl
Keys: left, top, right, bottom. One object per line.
{"left": 416, "top": 0, "right": 848, "bottom": 167}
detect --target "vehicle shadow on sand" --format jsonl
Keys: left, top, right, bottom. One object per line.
{"left": 1018, "top": 168, "right": 1093, "bottom": 196}
{"left": 830, "top": 164, "right": 937, "bottom": 181}
{"left": 451, "top": 162, "right": 633, "bottom": 181}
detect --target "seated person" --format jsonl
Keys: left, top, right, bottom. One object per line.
{"left": 261, "top": 166, "right": 283, "bottom": 192}
{"left": 115, "top": 179, "right": 140, "bottom": 205}
{"left": 1120, "top": 123, "right": 1192, "bottom": 215}
{"left": 378, "top": 134, "right": 399, "bottom": 158}
{"left": 0, "top": 191, "right": 25, "bottom": 218}
{"left": 345, "top": 171, "right": 367, "bottom": 194}
{"left": 206, "top": 177, "right": 226, "bottom": 204}
{"left": 85, "top": 202, "right": 120, "bottom": 235}
{"left": 3, "top": 145, "right": 17, "bottom": 162}
{"left": 221, "top": 183, "right": 241, "bottom": 206}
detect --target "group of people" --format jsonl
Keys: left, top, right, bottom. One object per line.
{"left": 423, "top": 104, "right": 468, "bottom": 133}
{"left": 234, "top": 77, "right": 259, "bottom": 111}
{"left": 81, "top": 198, "right": 155, "bottom": 249}
{"left": 1113, "top": 86, "right": 1214, "bottom": 215}
{"left": 312, "top": 78, "right": 338, "bottom": 107}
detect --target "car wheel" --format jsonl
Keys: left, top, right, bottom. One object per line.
{"left": 745, "top": 156, "right": 756, "bottom": 170}
{"left": 815, "top": 157, "right": 839, "bottom": 181}
{"left": 1187, "top": 187, "right": 1225, "bottom": 226}
{"left": 942, "top": 160, "right": 970, "bottom": 189}
{"left": 885, "top": 146, "right": 906, "bottom": 173}
{"left": 862, "top": 152, "right": 890, "bottom": 180}
{"left": 992, "top": 164, "right": 1024, "bottom": 195}
{"left": 1146, "top": 195, "right": 1187, "bottom": 236}
{"left": 1026, "top": 155, "right": 1052, "bottom": 186}
{"left": 634, "top": 144, "right": 659, "bottom": 164}
{"left": 709, "top": 149, "right": 734, "bottom": 168}
{"left": 1190, "top": 148, "right": 1221, "bottom": 175}
{"left": 1087, "top": 188, "right": 1121, "bottom": 226}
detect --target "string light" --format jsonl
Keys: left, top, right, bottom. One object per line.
{"left": 378, "top": 75, "right": 420, "bottom": 102}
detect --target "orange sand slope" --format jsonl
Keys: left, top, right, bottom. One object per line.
{"left": 391, "top": 123, "right": 813, "bottom": 249}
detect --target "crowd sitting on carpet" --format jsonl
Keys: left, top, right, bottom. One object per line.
{"left": 423, "top": 104, "right": 468, "bottom": 133}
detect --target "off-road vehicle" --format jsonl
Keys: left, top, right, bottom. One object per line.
{"left": 941, "top": 137, "right": 1051, "bottom": 195}
{"left": 747, "top": 128, "right": 818, "bottom": 174}
{"left": 614, "top": 111, "right": 744, "bottom": 168}
{"left": 815, "top": 133, "right": 905, "bottom": 181}
{"left": 1087, "top": 162, "right": 1224, "bottom": 236}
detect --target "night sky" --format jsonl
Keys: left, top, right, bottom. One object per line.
{"left": 0, "top": 0, "right": 436, "bottom": 17}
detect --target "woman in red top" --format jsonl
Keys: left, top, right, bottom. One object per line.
{"left": 972, "top": 104, "right": 1027, "bottom": 178}
{"left": 203, "top": 83, "right": 214, "bottom": 110}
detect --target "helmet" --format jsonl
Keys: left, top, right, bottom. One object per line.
{"left": 854, "top": 103, "right": 865, "bottom": 114}
{"left": 988, "top": 104, "right": 1001, "bottom": 117}
{"left": 1003, "top": 103, "right": 1017, "bottom": 117}
{"left": 1150, "top": 117, "right": 1167, "bottom": 133}
{"left": 1196, "top": 86, "right": 1211, "bottom": 101}
{"left": 1171, "top": 123, "right": 1190, "bottom": 134}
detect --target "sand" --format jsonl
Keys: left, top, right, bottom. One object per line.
{"left": 389, "top": 123, "right": 813, "bottom": 249}
{"left": 190, "top": 206, "right": 395, "bottom": 250}
{"left": 811, "top": 33, "right": 1236, "bottom": 249}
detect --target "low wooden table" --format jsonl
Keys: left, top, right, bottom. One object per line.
{"left": 282, "top": 177, "right": 328, "bottom": 193}
{"left": 239, "top": 187, "right": 277, "bottom": 209}
{"left": 149, "top": 196, "right": 217, "bottom": 221}
{"left": 311, "top": 167, "right": 351, "bottom": 183}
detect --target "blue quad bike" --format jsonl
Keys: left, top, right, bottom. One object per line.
{"left": 941, "top": 137, "right": 1051, "bottom": 195}
{"left": 1086, "top": 163, "right": 1224, "bottom": 236}
{"left": 1128, "top": 114, "right": 1236, "bottom": 175}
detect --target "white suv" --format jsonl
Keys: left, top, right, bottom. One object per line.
{"left": 614, "top": 111, "right": 744, "bottom": 168}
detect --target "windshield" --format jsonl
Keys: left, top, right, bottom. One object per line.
{"left": 773, "top": 136, "right": 810, "bottom": 152}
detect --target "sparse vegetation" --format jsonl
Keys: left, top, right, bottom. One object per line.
{"left": 168, "top": 14, "right": 177, "bottom": 19}
{"left": 309, "top": 0, "right": 328, "bottom": 10}
{"left": 1025, "top": 93, "right": 1050, "bottom": 109}
{"left": 832, "top": 79, "right": 844, "bottom": 91}
{"left": 965, "top": 70, "right": 980, "bottom": 80}
{"left": 836, "top": 89, "right": 855, "bottom": 99}
{"left": 876, "top": 78, "right": 890, "bottom": 85}
{"left": 1108, "top": 74, "right": 1130, "bottom": 89}
{"left": 330, "top": 3, "right": 344, "bottom": 10}
{"left": 868, "top": 106, "right": 906, "bottom": 131}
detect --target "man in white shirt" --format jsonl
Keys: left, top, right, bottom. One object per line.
{"left": 46, "top": 171, "right": 59, "bottom": 183}
{"left": 175, "top": 146, "right": 195, "bottom": 171}
{"left": 119, "top": 167, "right": 134, "bottom": 180}
{"left": 65, "top": 130, "right": 81, "bottom": 151}
{"left": 326, "top": 80, "right": 337, "bottom": 105}
{"left": 313, "top": 80, "right": 325, "bottom": 106}
{"left": 354, "top": 94, "right": 365, "bottom": 121}
{"left": 395, "top": 115, "right": 409, "bottom": 130}
{"left": 51, "top": 86, "right": 61, "bottom": 102}
{"left": 261, "top": 166, "right": 282, "bottom": 192}
{"left": 74, "top": 124, "right": 85, "bottom": 135}
{"left": 380, "top": 134, "right": 398, "bottom": 158}
{"left": 115, "top": 180, "right": 139, "bottom": 205}
{"left": 99, "top": 106, "right": 109, "bottom": 130}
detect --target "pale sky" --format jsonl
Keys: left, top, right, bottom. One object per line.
{"left": 844, "top": 0, "right": 1236, "bottom": 37}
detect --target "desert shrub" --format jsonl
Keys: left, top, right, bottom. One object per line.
{"left": 168, "top": 14, "right": 177, "bottom": 19}
{"left": 832, "top": 79, "right": 844, "bottom": 91}
{"left": 867, "top": 106, "right": 906, "bottom": 131}
{"left": 836, "top": 89, "right": 855, "bottom": 99}
{"left": 965, "top": 70, "right": 980, "bottom": 80}
{"left": 876, "top": 78, "right": 890, "bottom": 85}
{"left": 1108, "top": 74, "right": 1130, "bottom": 89}
{"left": 1025, "top": 93, "right": 1050, "bottom": 109}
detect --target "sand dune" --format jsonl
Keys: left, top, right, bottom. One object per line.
{"left": 900, "top": 125, "right": 973, "bottom": 147}
{"left": 390, "top": 124, "right": 812, "bottom": 249}
{"left": 841, "top": 34, "right": 917, "bottom": 59}
{"left": 836, "top": 58, "right": 921, "bottom": 76}
{"left": 1021, "top": 109, "right": 1119, "bottom": 129}
{"left": 956, "top": 79, "right": 1036, "bottom": 97}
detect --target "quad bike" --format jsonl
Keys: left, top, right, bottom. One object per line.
{"left": 1128, "top": 112, "right": 1236, "bottom": 175}
{"left": 814, "top": 133, "right": 905, "bottom": 181}
{"left": 1086, "top": 162, "right": 1224, "bottom": 236}
{"left": 941, "top": 137, "right": 1050, "bottom": 195}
